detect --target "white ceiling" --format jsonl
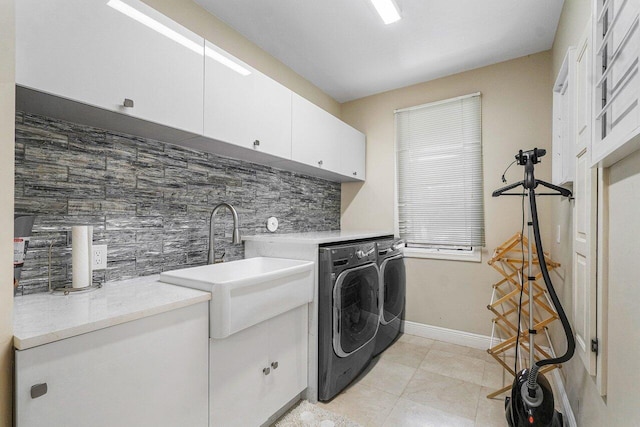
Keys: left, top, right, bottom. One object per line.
{"left": 196, "top": 0, "right": 565, "bottom": 103}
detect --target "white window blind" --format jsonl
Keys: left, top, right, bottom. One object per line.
{"left": 395, "top": 92, "right": 485, "bottom": 248}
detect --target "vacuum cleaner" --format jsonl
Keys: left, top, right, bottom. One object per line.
{"left": 493, "top": 148, "right": 575, "bottom": 427}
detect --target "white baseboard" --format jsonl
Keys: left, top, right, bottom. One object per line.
{"left": 550, "top": 369, "right": 577, "bottom": 427}
{"left": 403, "top": 320, "right": 495, "bottom": 350}
{"left": 403, "top": 320, "right": 576, "bottom": 425}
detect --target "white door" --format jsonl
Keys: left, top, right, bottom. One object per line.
{"left": 16, "top": 0, "right": 204, "bottom": 135}
{"left": 210, "top": 321, "right": 270, "bottom": 427}
{"left": 204, "top": 41, "right": 292, "bottom": 159}
{"left": 573, "top": 25, "right": 597, "bottom": 376}
{"left": 14, "top": 304, "right": 209, "bottom": 427}
{"left": 337, "top": 121, "right": 366, "bottom": 181}
{"left": 291, "top": 93, "right": 341, "bottom": 172}
{"left": 266, "top": 306, "right": 308, "bottom": 413}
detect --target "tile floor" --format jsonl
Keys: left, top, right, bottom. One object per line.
{"left": 315, "top": 334, "right": 550, "bottom": 427}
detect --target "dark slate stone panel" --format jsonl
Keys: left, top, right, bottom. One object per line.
{"left": 14, "top": 112, "right": 340, "bottom": 294}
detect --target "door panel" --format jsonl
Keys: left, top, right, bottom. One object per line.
{"left": 573, "top": 21, "right": 597, "bottom": 376}
{"left": 267, "top": 306, "right": 308, "bottom": 414}
{"left": 210, "top": 321, "right": 270, "bottom": 427}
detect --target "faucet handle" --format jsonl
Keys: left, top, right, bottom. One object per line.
{"left": 214, "top": 251, "right": 226, "bottom": 264}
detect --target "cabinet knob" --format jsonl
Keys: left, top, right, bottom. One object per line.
{"left": 253, "top": 140, "right": 260, "bottom": 147}
{"left": 263, "top": 367, "right": 271, "bottom": 376}
{"left": 123, "top": 98, "right": 134, "bottom": 108}
{"left": 271, "top": 361, "right": 279, "bottom": 370}
{"left": 30, "top": 383, "right": 48, "bottom": 399}
{"left": 318, "top": 160, "right": 323, "bottom": 167}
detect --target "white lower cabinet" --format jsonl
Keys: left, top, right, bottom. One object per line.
{"left": 210, "top": 305, "right": 308, "bottom": 426}
{"left": 14, "top": 303, "right": 209, "bottom": 427}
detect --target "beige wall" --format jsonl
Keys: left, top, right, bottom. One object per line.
{"left": 0, "top": 0, "right": 15, "bottom": 425}
{"left": 341, "top": 52, "right": 553, "bottom": 335}
{"left": 551, "top": 0, "right": 592, "bottom": 77}
{"left": 141, "top": 0, "right": 341, "bottom": 117}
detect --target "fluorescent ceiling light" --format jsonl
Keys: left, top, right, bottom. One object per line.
{"left": 370, "top": 0, "right": 402, "bottom": 24}
{"left": 107, "top": 0, "right": 251, "bottom": 76}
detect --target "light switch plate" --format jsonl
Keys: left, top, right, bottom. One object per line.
{"left": 92, "top": 245, "right": 107, "bottom": 270}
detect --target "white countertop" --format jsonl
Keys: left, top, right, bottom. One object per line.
{"left": 13, "top": 275, "right": 211, "bottom": 350}
{"left": 242, "top": 230, "right": 394, "bottom": 244}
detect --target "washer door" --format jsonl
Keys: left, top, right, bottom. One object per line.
{"left": 380, "top": 255, "right": 406, "bottom": 325}
{"left": 333, "top": 263, "right": 380, "bottom": 357}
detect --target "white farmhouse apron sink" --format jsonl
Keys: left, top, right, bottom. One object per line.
{"left": 159, "top": 257, "right": 314, "bottom": 339}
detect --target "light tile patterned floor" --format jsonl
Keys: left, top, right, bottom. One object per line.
{"left": 316, "top": 334, "right": 521, "bottom": 427}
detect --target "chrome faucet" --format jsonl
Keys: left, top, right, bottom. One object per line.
{"left": 208, "top": 202, "right": 241, "bottom": 264}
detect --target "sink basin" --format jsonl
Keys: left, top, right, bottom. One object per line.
{"left": 159, "top": 257, "right": 314, "bottom": 339}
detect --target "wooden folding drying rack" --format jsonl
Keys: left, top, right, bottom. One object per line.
{"left": 486, "top": 232, "right": 562, "bottom": 399}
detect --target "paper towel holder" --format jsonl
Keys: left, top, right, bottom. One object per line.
{"left": 47, "top": 241, "right": 102, "bottom": 296}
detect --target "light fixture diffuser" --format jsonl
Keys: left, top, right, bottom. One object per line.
{"left": 370, "top": 0, "right": 401, "bottom": 25}
{"left": 107, "top": 0, "right": 201, "bottom": 54}
{"left": 204, "top": 46, "right": 251, "bottom": 76}
{"left": 107, "top": 0, "right": 251, "bottom": 76}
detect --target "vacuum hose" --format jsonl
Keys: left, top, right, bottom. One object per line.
{"left": 526, "top": 187, "right": 576, "bottom": 392}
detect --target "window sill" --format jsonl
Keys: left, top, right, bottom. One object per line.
{"left": 403, "top": 247, "right": 482, "bottom": 263}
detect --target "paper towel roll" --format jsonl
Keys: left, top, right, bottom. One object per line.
{"left": 72, "top": 226, "right": 93, "bottom": 289}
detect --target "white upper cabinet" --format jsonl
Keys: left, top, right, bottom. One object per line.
{"left": 592, "top": 0, "right": 640, "bottom": 166}
{"left": 204, "top": 41, "right": 292, "bottom": 160}
{"left": 291, "top": 93, "right": 365, "bottom": 181}
{"left": 337, "top": 120, "right": 366, "bottom": 180}
{"left": 15, "top": 0, "right": 205, "bottom": 135}
{"left": 292, "top": 93, "right": 341, "bottom": 172}
{"left": 15, "top": 1, "right": 366, "bottom": 183}
{"left": 552, "top": 47, "right": 577, "bottom": 185}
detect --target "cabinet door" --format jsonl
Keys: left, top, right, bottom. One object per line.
{"left": 592, "top": 0, "right": 640, "bottom": 165}
{"left": 15, "top": 0, "right": 204, "bottom": 135}
{"left": 266, "top": 305, "right": 308, "bottom": 413}
{"left": 210, "top": 321, "right": 271, "bottom": 427}
{"left": 291, "top": 93, "right": 341, "bottom": 172}
{"left": 14, "top": 304, "right": 209, "bottom": 427}
{"left": 204, "top": 41, "right": 292, "bottom": 159}
{"left": 338, "top": 121, "right": 366, "bottom": 180}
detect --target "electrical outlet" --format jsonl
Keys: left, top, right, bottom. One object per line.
{"left": 92, "top": 245, "right": 107, "bottom": 270}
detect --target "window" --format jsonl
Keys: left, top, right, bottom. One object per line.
{"left": 395, "top": 92, "right": 484, "bottom": 261}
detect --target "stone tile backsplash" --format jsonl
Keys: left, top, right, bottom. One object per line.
{"left": 14, "top": 112, "right": 340, "bottom": 294}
